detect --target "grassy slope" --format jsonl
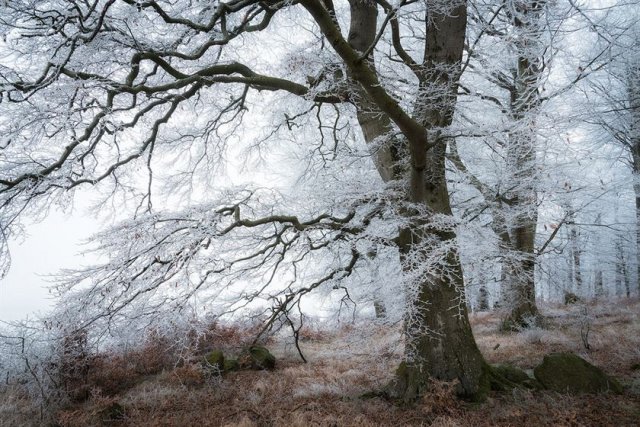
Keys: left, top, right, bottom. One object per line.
{"left": 2, "top": 299, "right": 640, "bottom": 427}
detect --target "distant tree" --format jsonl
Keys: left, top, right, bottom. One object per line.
{"left": 448, "top": 0, "right": 567, "bottom": 326}
{"left": 580, "top": 0, "right": 640, "bottom": 297}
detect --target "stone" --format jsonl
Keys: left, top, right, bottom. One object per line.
{"left": 564, "top": 292, "right": 580, "bottom": 305}
{"left": 98, "top": 402, "right": 125, "bottom": 422}
{"left": 248, "top": 345, "right": 276, "bottom": 370}
{"left": 492, "top": 364, "right": 541, "bottom": 389}
{"left": 533, "top": 352, "right": 623, "bottom": 394}
{"left": 204, "top": 350, "right": 225, "bottom": 371}
{"left": 223, "top": 358, "right": 239, "bottom": 372}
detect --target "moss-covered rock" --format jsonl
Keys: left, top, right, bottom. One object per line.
{"left": 564, "top": 292, "right": 580, "bottom": 305}
{"left": 493, "top": 364, "right": 530, "bottom": 383}
{"left": 534, "top": 352, "right": 623, "bottom": 394}
{"left": 492, "top": 364, "right": 542, "bottom": 390}
{"left": 204, "top": 350, "right": 225, "bottom": 371}
{"left": 223, "top": 358, "right": 239, "bottom": 372}
{"left": 98, "top": 402, "right": 125, "bottom": 422}
{"left": 248, "top": 345, "right": 276, "bottom": 370}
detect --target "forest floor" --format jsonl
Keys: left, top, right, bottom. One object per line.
{"left": 2, "top": 299, "right": 640, "bottom": 426}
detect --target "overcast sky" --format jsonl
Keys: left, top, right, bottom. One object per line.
{"left": 0, "top": 206, "right": 98, "bottom": 322}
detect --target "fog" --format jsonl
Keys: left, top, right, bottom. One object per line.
{"left": 0, "top": 208, "right": 97, "bottom": 322}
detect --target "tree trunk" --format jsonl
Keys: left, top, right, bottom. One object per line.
{"left": 342, "top": 0, "right": 491, "bottom": 401}
{"left": 635, "top": 184, "right": 640, "bottom": 296}
{"left": 629, "top": 62, "right": 640, "bottom": 297}
{"left": 569, "top": 217, "right": 583, "bottom": 292}
{"left": 499, "top": 0, "right": 546, "bottom": 328}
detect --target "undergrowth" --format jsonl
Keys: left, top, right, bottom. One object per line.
{"left": 1, "top": 299, "right": 639, "bottom": 426}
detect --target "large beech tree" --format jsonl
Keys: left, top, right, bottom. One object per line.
{"left": 0, "top": 0, "right": 509, "bottom": 400}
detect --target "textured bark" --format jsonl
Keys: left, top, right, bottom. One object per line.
{"left": 569, "top": 212, "right": 583, "bottom": 292}
{"left": 635, "top": 184, "right": 640, "bottom": 296}
{"left": 630, "top": 64, "right": 640, "bottom": 297}
{"left": 346, "top": 0, "right": 403, "bottom": 183}
{"left": 499, "top": 0, "right": 545, "bottom": 328}
{"left": 337, "top": 0, "right": 490, "bottom": 400}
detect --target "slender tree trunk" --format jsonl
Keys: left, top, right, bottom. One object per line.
{"left": 629, "top": 63, "right": 640, "bottom": 297}
{"left": 500, "top": 0, "right": 546, "bottom": 328}
{"left": 478, "top": 285, "right": 490, "bottom": 311}
{"left": 614, "top": 238, "right": 626, "bottom": 297}
{"left": 570, "top": 221, "right": 583, "bottom": 291}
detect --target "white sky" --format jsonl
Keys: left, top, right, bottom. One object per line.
{"left": 0, "top": 207, "right": 98, "bottom": 322}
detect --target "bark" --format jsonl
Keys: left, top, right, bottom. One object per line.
{"left": 392, "top": 2, "right": 493, "bottom": 401}
{"left": 614, "top": 238, "right": 629, "bottom": 297}
{"left": 499, "top": 0, "right": 545, "bottom": 328}
{"left": 630, "top": 64, "right": 640, "bottom": 297}
{"left": 570, "top": 220, "right": 583, "bottom": 291}
{"left": 635, "top": 183, "right": 640, "bottom": 296}
{"left": 345, "top": 0, "right": 403, "bottom": 183}
{"left": 334, "top": 0, "right": 491, "bottom": 400}
{"left": 477, "top": 286, "right": 490, "bottom": 311}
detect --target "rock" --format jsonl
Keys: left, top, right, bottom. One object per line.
{"left": 98, "top": 402, "right": 125, "bottom": 422}
{"left": 493, "top": 364, "right": 530, "bottom": 383}
{"left": 204, "top": 350, "right": 225, "bottom": 371}
{"left": 564, "top": 292, "right": 580, "bottom": 305}
{"left": 493, "top": 364, "right": 529, "bottom": 385}
{"left": 492, "top": 364, "right": 541, "bottom": 390}
{"left": 223, "top": 358, "right": 239, "bottom": 372}
{"left": 491, "top": 364, "right": 542, "bottom": 390}
{"left": 248, "top": 345, "right": 276, "bottom": 370}
{"left": 534, "top": 352, "right": 623, "bottom": 394}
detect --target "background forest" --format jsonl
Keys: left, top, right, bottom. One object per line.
{"left": 0, "top": 0, "right": 639, "bottom": 425}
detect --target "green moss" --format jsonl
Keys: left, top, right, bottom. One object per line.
{"left": 98, "top": 402, "right": 125, "bottom": 422}
{"left": 534, "top": 352, "right": 623, "bottom": 394}
{"left": 491, "top": 364, "right": 541, "bottom": 390}
{"left": 204, "top": 350, "right": 225, "bottom": 370}
{"left": 493, "top": 364, "right": 530, "bottom": 384}
{"left": 248, "top": 345, "right": 276, "bottom": 370}
{"left": 381, "top": 362, "right": 429, "bottom": 405}
{"left": 223, "top": 358, "right": 239, "bottom": 372}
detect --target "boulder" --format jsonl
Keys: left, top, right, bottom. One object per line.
{"left": 248, "top": 345, "right": 276, "bottom": 370}
{"left": 534, "top": 352, "right": 622, "bottom": 394}
{"left": 223, "top": 358, "right": 239, "bottom": 372}
{"left": 492, "top": 364, "right": 541, "bottom": 389}
{"left": 564, "top": 292, "right": 580, "bottom": 305}
{"left": 493, "top": 364, "right": 530, "bottom": 383}
{"left": 204, "top": 350, "right": 225, "bottom": 371}
{"left": 98, "top": 402, "right": 125, "bottom": 422}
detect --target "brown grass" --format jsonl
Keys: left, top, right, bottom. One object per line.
{"left": 3, "top": 299, "right": 640, "bottom": 426}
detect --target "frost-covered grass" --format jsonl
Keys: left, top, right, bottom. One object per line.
{"left": 2, "top": 299, "right": 640, "bottom": 426}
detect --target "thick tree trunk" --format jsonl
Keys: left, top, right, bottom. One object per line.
{"left": 394, "top": 2, "right": 494, "bottom": 401}
{"left": 343, "top": 0, "right": 490, "bottom": 400}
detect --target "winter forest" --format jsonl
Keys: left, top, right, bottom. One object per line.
{"left": 1, "top": 0, "right": 639, "bottom": 425}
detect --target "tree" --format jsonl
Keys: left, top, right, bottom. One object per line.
{"left": 579, "top": 0, "right": 640, "bottom": 298}
{"left": 0, "top": 0, "right": 517, "bottom": 401}
{"left": 448, "top": 0, "right": 560, "bottom": 327}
